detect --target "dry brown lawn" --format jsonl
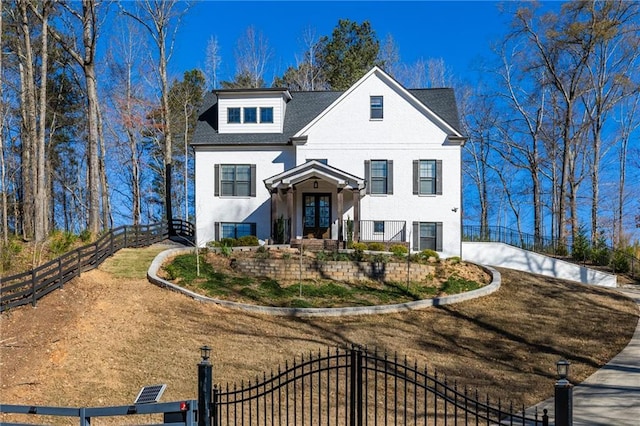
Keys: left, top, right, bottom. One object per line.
{"left": 1, "top": 243, "right": 638, "bottom": 422}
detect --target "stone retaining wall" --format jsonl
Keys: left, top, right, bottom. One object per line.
{"left": 232, "top": 257, "right": 435, "bottom": 283}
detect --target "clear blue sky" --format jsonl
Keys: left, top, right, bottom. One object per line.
{"left": 169, "top": 1, "right": 534, "bottom": 85}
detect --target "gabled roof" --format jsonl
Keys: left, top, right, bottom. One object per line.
{"left": 192, "top": 68, "right": 463, "bottom": 146}
{"left": 264, "top": 160, "right": 365, "bottom": 191}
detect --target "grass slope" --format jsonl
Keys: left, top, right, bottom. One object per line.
{"left": 0, "top": 244, "right": 637, "bottom": 424}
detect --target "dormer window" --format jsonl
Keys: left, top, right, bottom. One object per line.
{"left": 370, "top": 96, "right": 383, "bottom": 119}
{"left": 228, "top": 108, "right": 241, "bottom": 123}
{"left": 244, "top": 107, "right": 257, "bottom": 123}
{"left": 260, "top": 107, "right": 274, "bottom": 123}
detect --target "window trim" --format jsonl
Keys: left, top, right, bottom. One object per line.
{"left": 216, "top": 222, "right": 257, "bottom": 240}
{"left": 243, "top": 107, "right": 257, "bottom": 123}
{"left": 227, "top": 107, "right": 241, "bottom": 123}
{"left": 413, "top": 159, "right": 442, "bottom": 195}
{"left": 370, "top": 96, "right": 383, "bottom": 120}
{"left": 365, "top": 160, "right": 393, "bottom": 195}
{"left": 214, "top": 164, "right": 256, "bottom": 197}
{"left": 412, "top": 221, "right": 443, "bottom": 252}
{"left": 260, "top": 107, "right": 274, "bottom": 123}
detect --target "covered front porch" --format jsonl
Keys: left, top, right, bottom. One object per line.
{"left": 264, "top": 160, "right": 371, "bottom": 246}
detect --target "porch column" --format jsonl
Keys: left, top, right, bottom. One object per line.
{"left": 286, "top": 186, "right": 294, "bottom": 242}
{"left": 270, "top": 189, "right": 277, "bottom": 243}
{"left": 352, "top": 189, "right": 360, "bottom": 242}
{"left": 337, "top": 188, "right": 344, "bottom": 244}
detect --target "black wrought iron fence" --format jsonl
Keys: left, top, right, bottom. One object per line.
{"left": 211, "top": 346, "right": 548, "bottom": 426}
{"left": 0, "top": 219, "right": 194, "bottom": 312}
{"left": 463, "top": 225, "right": 639, "bottom": 278}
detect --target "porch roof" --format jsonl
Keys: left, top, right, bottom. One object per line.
{"left": 264, "top": 160, "right": 366, "bottom": 191}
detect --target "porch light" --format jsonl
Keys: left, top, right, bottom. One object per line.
{"left": 313, "top": 180, "right": 319, "bottom": 189}
{"left": 556, "top": 359, "right": 570, "bottom": 380}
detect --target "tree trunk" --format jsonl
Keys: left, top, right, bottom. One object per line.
{"left": 0, "top": 4, "right": 6, "bottom": 245}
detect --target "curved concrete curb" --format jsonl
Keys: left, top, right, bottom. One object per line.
{"left": 147, "top": 247, "right": 501, "bottom": 317}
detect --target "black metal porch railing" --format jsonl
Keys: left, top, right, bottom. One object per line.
{"left": 343, "top": 220, "right": 406, "bottom": 243}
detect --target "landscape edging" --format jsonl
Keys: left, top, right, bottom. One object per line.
{"left": 147, "top": 247, "right": 501, "bottom": 317}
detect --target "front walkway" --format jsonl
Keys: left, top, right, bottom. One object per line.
{"left": 530, "top": 287, "right": 640, "bottom": 425}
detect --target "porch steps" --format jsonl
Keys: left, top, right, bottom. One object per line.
{"left": 290, "top": 239, "right": 340, "bottom": 252}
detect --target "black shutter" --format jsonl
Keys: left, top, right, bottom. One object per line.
{"left": 412, "top": 222, "right": 419, "bottom": 251}
{"left": 214, "top": 164, "right": 220, "bottom": 196}
{"left": 214, "top": 222, "right": 220, "bottom": 241}
{"left": 413, "top": 160, "right": 419, "bottom": 195}
{"left": 436, "top": 160, "right": 443, "bottom": 195}
{"left": 387, "top": 160, "right": 393, "bottom": 194}
{"left": 436, "top": 222, "right": 443, "bottom": 251}
{"left": 250, "top": 164, "right": 257, "bottom": 197}
{"left": 364, "top": 160, "right": 371, "bottom": 194}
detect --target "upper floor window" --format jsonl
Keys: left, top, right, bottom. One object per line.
{"left": 228, "top": 107, "right": 241, "bottom": 123}
{"left": 260, "top": 107, "right": 274, "bottom": 123}
{"left": 365, "top": 160, "right": 393, "bottom": 195}
{"left": 215, "top": 164, "right": 256, "bottom": 197}
{"left": 413, "top": 160, "right": 442, "bottom": 195}
{"left": 370, "top": 96, "right": 383, "bottom": 119}
{"left": 244, "top": 107, "right": 257, "bottom": 123}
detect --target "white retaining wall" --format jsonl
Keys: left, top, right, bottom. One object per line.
{"left": 461, "top": 242, "right": 617, "bottom": 288}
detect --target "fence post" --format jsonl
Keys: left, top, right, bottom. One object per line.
{"left": 58, "top": 257, "right": 63, "bottom": 289}
{"left": 554, "top": 360, "right": 573, "bottom": 426}
{"left": 212, "top": 386, "right": 219, "bottom": 426}
{"left": 198, "top": 346, "right": 213, "bottom": 426}
{"left": 31, "top": 269, "right": 37, "bottom": 307}
{"left": 349, "top": 346, "right": 363, "bottom": 426}
{"left": 124, "top": 226, "right": 128, "bottom": 248}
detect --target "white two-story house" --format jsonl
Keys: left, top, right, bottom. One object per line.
{"left": 192, "top": 67, "right": 466, "bottom": 257}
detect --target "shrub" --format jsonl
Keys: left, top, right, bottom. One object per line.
{"left": 1, "top": 239, "right": 22, "bottom": 272}
{"left": 390, "top": 244, "right": 408, "bottom": 258}
{"left": 441, "top": 275, "right": 481, "bottom": 294}
{"left": 371, "top": 253, "right": 388, "bottom": 263}
{"left": 447, "top": 256, "right": 461, "bottom": 264}
{"left": 420, "top": 249, "right": 440, "bottom": 262}
{"left": 590, "top": 230, "right": 610, "bottom": 266}
{"left": 351, "top": 242, "right": 367, "bottom": 261}
{"left": 255, "top": 245, "right": 270, "bottom": 259}
{"left": 236, "top": 235, "right": 259, "bottom": 246}
{"left": 572, "top": 225, "right": 590, "bottom": 262}
{"left": 79, "top": 229, "right": 92, "bottom": 242}
{"left": 219, "top": 238, "right": 236, "bottom": 247}
{"left": 366, "top": 242, "right": 386, "bottom": 251}
{"left": 49, "top": 230, "right": 78, "bottom": 256}
{"left": 611, "top": 249, "right": 631, "bottom": 273}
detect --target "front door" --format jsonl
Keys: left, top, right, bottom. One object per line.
{"left": 303, "top": 193, "right": 331, "bottom": 239}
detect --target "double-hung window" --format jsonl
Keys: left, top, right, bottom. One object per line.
{"left": 227, "top": 107, "right": 241, "bottom": 123}
{"left": 412, "top": 222, "right": 443, "bottom": 251}
{"left": 260, "top": 107, "right": 273, "bottom": 123}
{"left": 215, "top": 164, "right": 255, "bottom": 197}
{"left": 365, "top": 160, "right": 393, "bottom": 195}
{"left": 370, "top": 96, "right": 383, "bottom": 119}
{"left": 413, "top": 160, "right": 442, "bottom": 195}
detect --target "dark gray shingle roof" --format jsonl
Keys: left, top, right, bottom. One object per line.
{"left": 192, "top": 88, "right": 461, "bottom": 146}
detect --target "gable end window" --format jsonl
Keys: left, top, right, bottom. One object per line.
{"left": 365, "top": 160, "right": 393, "bottom": 195}
{"left": 244, "top": 107, "right": 257, "bottom": 123}
{"left": 214, "top": 164, "right": 257, "bottom": 197}
{"left": 413, "top": 160, "right": 442, "bottom": 195}
{"left": 370, "top": 96, "right": 383, "bottom": 119}
{"left": 412, "top": 222, "right": 443, "bottom": 251}
{"left": 260, "top": 107, "right": 274, "bottom": 123}
{"left": 228, "top": 107, "right": 241, "bottom": 123}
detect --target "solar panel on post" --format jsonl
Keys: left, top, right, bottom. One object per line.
{"left": 134, "top": 384, "right": 167, "bottom": 404}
